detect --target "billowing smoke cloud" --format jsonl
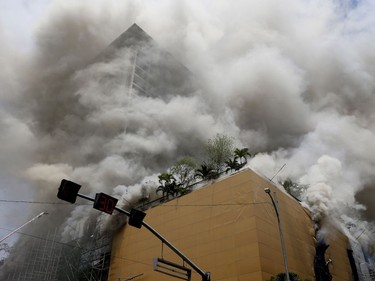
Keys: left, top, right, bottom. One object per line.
{"left": 1, "top": 0, "right": 375, "bottom": 271}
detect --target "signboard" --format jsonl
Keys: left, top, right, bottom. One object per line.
{"left": 93, "top": 193, "right": 118, "bottom": 214}
{"left": 153, "top": 258, "right": 191, "bottom": 281}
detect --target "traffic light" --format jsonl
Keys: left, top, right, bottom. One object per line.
{"left": 93, "top": 193, "right": 118, "bottom": 214}
{"left": 128, "top": 208, "right": 146, "bottom": 228}
{"left": 57, "top": 179, "right": 81, "bottom": 203}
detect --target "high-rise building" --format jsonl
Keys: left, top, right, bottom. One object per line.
{"left": 96, "top": 23, "right": 198, "bottom": 100}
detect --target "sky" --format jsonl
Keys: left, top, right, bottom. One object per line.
{"left": 0, "top": 0, "right": 50, "bottom": 51}
{"left": 0, "top": 0, "right": 50, "bottom": 248}
{"left": 1, "top": 0, "right": 375, "bottom": 268}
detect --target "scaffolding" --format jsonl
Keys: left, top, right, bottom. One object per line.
{"left": 78, "top": 233, "right": 112, "bottom": 281}
{"left": 4, "top": 229, "right": 63, "bottom": 281}
{"left": 3, "top": 230, "right": 112, "bottom": 281}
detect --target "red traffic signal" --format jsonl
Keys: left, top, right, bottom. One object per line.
{"left": 57, "top": 179, "right": 81, "bottom": 203}
{"left": 93, "top": 193, "right": 118, "bottom": 215}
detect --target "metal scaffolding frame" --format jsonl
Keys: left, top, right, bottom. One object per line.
{"left": 3, "top": 230, "right": 112, "bottom": 281}
{"left": 5, "top": 229, "right": 63, "bottom": 281}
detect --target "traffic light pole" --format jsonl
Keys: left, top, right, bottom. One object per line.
{"left": 76, "top": 193, "right": 211, "bottom": 281}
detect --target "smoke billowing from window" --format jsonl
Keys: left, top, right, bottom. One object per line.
{"left": 1, "top": 0, "right": 375, "bottom": 264}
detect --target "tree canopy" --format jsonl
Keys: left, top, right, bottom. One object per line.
{"left": 205, "top": 133, "right": 234, "bottom": 173}
{"left": 150, "top": 134, "right": 257, "bottom": 203}
{"left": 170, "top": 156, "right": 197, "bottom": 188}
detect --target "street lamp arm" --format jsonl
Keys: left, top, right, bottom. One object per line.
{"left": 264, "top": 190, "right": 291, "bottom": 281}
{"left": 0, "top": 211, "right": 48, "bottom": 243}
{"left": 266, "top": 193, "right": 279, "bottom": 218}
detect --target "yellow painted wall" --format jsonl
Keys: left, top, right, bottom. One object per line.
{"left": 108, "top": 169, "right": 352, "bottom": 281}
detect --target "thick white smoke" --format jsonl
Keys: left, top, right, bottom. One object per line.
{"left": 1, "top": 0, "right": 375, "bottom": 261}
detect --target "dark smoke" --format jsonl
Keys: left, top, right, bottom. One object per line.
{"left": 1, "top": 0, "right": 375, "bottom": 273}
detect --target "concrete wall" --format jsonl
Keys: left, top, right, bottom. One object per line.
{"left": 108, "top": 169, "right": 352, "bottom": 281}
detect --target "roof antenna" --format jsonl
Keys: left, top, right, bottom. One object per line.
{"left": 270, "top": 163, "right": 286, "bottom": 182}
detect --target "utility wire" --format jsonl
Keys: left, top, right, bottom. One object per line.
{"left": 0, "top": 199, "right": 91, "bottom": 205}
{"left": 0, "top": 199, "right": 270, "bottom": 207}
{"left": 159, "top": 202, "right": 271, "bottom": 207}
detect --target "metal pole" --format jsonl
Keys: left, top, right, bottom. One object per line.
{"left": 265, "top": 190, "right": 290, "bottom": 281}
{"left": 0, "top": 211, "right": 47, "bottom": 243}
{"left": 77, "top": 193, "right": 210, "bottom": 281}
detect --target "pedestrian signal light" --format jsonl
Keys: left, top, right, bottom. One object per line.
{"left": 93, "top": 193, "right": 118, "bottom": 215}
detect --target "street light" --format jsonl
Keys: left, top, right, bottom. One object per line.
{"left": 0, "top": 212, "right": 48, "bottom": 243}
{"left": 264, "top": 188, "right": 291, "bottom": 281}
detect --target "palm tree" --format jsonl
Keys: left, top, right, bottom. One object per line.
{"left": 195, "top": 163, "right": 218, "bottom": 181}
{"left": 225, "top": 158, "right": 241, "bottom": 173}
{"left": 156, "top": 172, "right": 176, "bottom": 200}
{"left": 234, "top": 148, "right": 253, "bottom": 164}
{"left": 158, "top": 172, "right": 175, "bottom": 184}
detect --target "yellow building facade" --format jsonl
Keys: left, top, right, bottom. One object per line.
{"left": 108, "top": 169, "right": 353, "bottom": 281}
